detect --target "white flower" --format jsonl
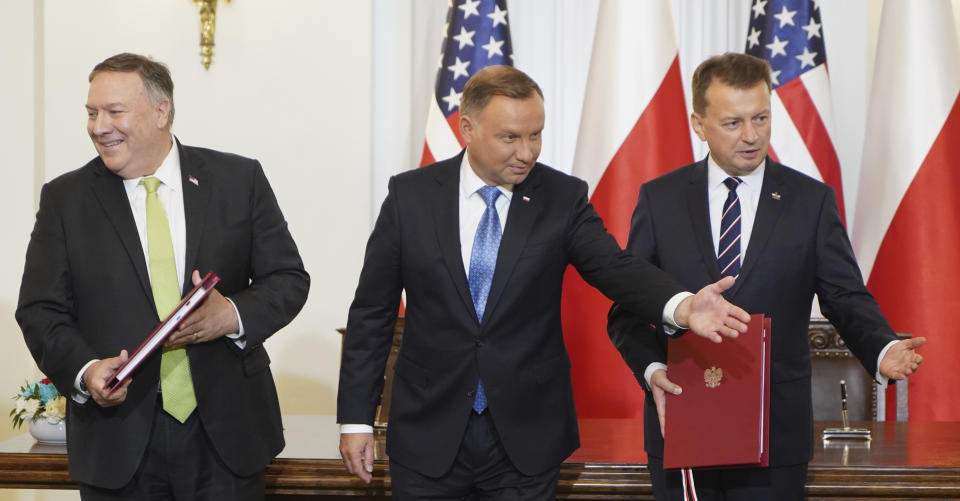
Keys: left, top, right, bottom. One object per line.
{"left": 42, "top": 396, "right": 66, "bottom": 422}
{"left": 14, "top": 399, "right": 27, "bottom": 414}
{"left": 23, "top": 399, "right": 39, "bottom": 416}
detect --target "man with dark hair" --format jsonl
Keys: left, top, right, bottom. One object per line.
{"left": 337, "top": 65, "right": 752, "bottom": 499}
{"left": 17, "top": 52, "right": 309, "bottom": 500}
{"left": 607, "top": 52, "right": 924, "bottom": 500}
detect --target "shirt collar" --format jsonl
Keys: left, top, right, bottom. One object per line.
{"left": 124, "top": 135, "right": 182, "bottom": 193}
{"left": 459, "top": 150, "right": 514, "bottom": 202}
{"left": 706, "top": 154, "right": 765, "bottom": 192}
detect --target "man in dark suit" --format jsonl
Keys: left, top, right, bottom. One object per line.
{"left": 337, "top": 65, "right": 753, "bottom": 499}
{"left": 16, "top": 53, "right": 309, "bottom": 500}
{"left": 607, "top": 53, "right": 925, "bottom": 500}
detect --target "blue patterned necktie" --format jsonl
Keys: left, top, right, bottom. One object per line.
{"left": 718, "top": 177, "right": 744, "bottom": 278}
{"left": 468, "top": 185, "right": 502, "bottom": 413}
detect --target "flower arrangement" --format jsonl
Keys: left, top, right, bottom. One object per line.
{"left": 10, "top": 378, "right": 66, "bottom": 429}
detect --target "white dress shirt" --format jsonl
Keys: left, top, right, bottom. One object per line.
{"left": 74, "top": 138, "right": 245, "bottom": 402}
{"left": 343, "top": 152, "right": 692, "bottom": 434}
{"left": 645, "top": 155, "right": 896, "bottom": 387}
{"left": 707, "top": 155, "right": 763, "bottom": 264}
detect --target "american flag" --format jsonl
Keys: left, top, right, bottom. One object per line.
{"left": 745, "top": 0, "right": 845, "bottom": 221}
{"left": 420, "top": 0, "right": 513, "bottom": 167}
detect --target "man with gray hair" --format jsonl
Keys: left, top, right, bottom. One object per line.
{"left": 17, "top": 52, "right": 309, "bottom": 499}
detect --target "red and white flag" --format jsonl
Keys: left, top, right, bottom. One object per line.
{"left": 853, "top": 0, "right": 960, "bottom": 421}
{"left": 561, "top": 0, "right": 694, "bottom": 418}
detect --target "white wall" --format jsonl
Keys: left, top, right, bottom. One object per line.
{"left": 2, "top": 0, "right": 372, "bottom": 431}
{"left": 0, "top": 0, "right": 49, "bottom": 434}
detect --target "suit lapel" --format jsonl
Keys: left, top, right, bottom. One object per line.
{"left": 90, "top": 164, "right": 154, "bottom": 305}
{"left": 432, "top": 156, "right": 477, "bottom": 322}
{"left": 482, "top": 166, "right": 543, "bottom": 327}
{"left": 178, "top": 142, "right": 212, "bottom": 295}
{"left": 731, "top": 158, "right": 786, "bottom": 298}
{"left": 687, "top": 159, "right": 722, "bottom": 282}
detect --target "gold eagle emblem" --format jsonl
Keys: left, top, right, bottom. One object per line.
{"left": 704, "top": 367, "right": 723, "bottom": 388}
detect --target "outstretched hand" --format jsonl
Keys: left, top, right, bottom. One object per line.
{"left": 879, "top": 337, "right": 925, "bottom": 380}
{"left": 674, "top": 276, "right": 750, "bottom": 343}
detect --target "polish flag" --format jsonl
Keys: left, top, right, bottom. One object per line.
{"left": 561, "top": 0, "right": 694, "bottom": 418}
{"left": 853, "top": 0, "right": 960, "bottom": 421}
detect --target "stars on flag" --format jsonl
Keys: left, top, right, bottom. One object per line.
{"left": 441, "top": 87, "right": 462, "bottom": 112}
{"left": 459, "top": 0, "right": 481, "bottom": 19}
{"left": 482, "top": 36, "right": 505, "bottom": 58}
{"left": 766, "top": 35, "right": 789, "bottom": 58}
{"left": 752, "top": 0, "right": 768, "bottom": 19}
{"left": 746, "top": 0, "right": 827, "bottom": 89}
{"left": 453, "top": 26, "right": 476, "bottom": 49}
{"left": 795, "top": 47, "right": 817, "bottom": 69}
{"left": 747, "top": 27, "right": 762, "bottom": 49}
{"left": 488, "top": 4, "right": 508, "bottom": 27}
{"left": 448, "top": 57, "right": 471, "bottom": 80}
{"left": 801, "top": 17, "right": 821, "bottom": 40}
{"left": 773, "top": 5, "right": 797, "bottom": 28}
{"left": 435, "top": 0, "right": 514, "bottom": 117}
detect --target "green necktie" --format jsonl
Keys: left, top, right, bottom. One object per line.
{"left": 141, "top": 177, "right": 197, "bottom": 423}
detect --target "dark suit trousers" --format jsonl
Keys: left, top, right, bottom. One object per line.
{"left": 649, "top": 456, "right": 807, "bottom": 501}
{"left": 79, "top": 402, "right": 264, "bottom": 501}
{"left": 389, "top": 411, "right": 560, "bottom": 500}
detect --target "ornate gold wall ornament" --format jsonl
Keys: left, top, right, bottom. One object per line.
{"left": 194, "top": 0, "right": 231, "bottom": 69}
{"left": 704, "top": 367, "right": 723, "bottom": 388}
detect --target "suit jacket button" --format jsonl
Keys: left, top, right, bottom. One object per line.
{"left": 467, "top": 390, "right": 475, "bottom": 398}
{"left": 475, "top": 338, "right": 483, "bottom": 347}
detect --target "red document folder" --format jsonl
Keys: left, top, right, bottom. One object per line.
{"left": 663, "top": 314, "right": 771, "bottom": 470}
{"left": 106, "top": 272, "right": 221, "bottom": 391}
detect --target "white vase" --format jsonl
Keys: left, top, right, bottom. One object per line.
{"left": 28, "top": 418, "right": 66, "bottom": 444}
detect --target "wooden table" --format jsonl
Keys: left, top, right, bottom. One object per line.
{"left": 0, "top": 417, "right": 957, "bottom": 499}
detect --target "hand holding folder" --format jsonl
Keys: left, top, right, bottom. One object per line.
{"left": 162, "top": 270, "right": 238, "bottom": 349}
{"left": 663, "top": 314, "right": 772, "bottom": 470}
{"left": 106, "top": 272, "right": 221, "bottom": 392}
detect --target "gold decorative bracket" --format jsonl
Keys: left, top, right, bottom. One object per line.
{"left": 194, "top": 0, "right": 231, "bottom": 70}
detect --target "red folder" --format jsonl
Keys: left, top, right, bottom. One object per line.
{"left": 663, "top": 314, "right": 771, "bottom": 470}
{"left": 106, "top": 272, "right": 221, "bottom": 391}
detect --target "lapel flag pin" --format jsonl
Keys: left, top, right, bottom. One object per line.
{"left": 522, "top": 196, "right": 531, "bottom": 202}
{"left": 188, "top": 175, "right": 199, "bottom": 186}
{"left": 771, "top": 192, "right": 781, "bottom": 201}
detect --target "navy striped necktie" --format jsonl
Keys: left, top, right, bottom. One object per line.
{"left": 718, "top": 177, "right": 743, "bottom": 278}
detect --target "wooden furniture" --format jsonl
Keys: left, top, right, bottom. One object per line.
{"left": 0, "top": 417, "right": 958, "bottom": 499}
{"left": 809, "top": 319, "right": 909, "bottom": 421}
